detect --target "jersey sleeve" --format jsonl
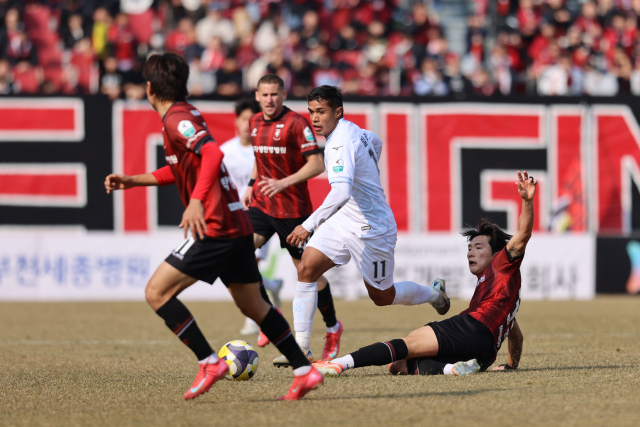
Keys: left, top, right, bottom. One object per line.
{"left": 292, "top": 116, "right": 322, "bottom": 156}
{"left": 492, "top": 247, "right": 524, "bottom": 274}
{"left": 327, "top": 138, "right": 356, "bottom": 186}
{"left": 164, "top": 111, "right": 214, "bottom": 156}
{"left": 152, "top": 165, "right": 175, "bottom": 186}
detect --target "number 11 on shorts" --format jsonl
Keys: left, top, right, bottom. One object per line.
{"left": 373, "top": 260, "right": 386, "bottom": 278}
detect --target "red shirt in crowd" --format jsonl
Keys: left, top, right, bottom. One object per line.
{"left": 153, "top": 101, "right": 253, "bottom": 239}
{"left": 248, "top": 106, "right": 322, "bottom": 219}
{"left": 460, "top": 247, "right": 523, "bottom": 351}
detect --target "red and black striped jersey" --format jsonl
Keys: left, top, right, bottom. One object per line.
{"left": 460, "top": 247, "right": 523, "bottom": 351}
{"left": 249, "top": 106, "right": 322, "bottom": 218}
{"left": 162, "top": 101, "right": 253, "bottom": 238}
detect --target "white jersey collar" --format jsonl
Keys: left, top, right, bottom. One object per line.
{"left": 325, "top": 118, "right": 345, "bottom": 143}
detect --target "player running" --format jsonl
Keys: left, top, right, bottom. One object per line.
{"left": 286, "top": 85, "right": 450, "bottom": 357}
{"left": 103, "top": 53, "right": 322, "bottom": 401}
{"left": 313, "top": 171, "right": 535, "bottom": 377}
{"left": 242, "top": 75, "right": 342, "bottom": 365}
{"left": 221, "top": 98, "right": 284, "bottom": 336}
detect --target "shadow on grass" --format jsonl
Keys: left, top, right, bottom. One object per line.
{"left": 517, "top": 365, "right": 632, "bottom": 372}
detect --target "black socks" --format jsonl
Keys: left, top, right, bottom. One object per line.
{"left": 317, "top": 281, "right": 338, "bottom": 328}
{"left": 407, "top": 358, "right": 447, "bottom": 375}
{"left": 156, "top": 297, "right": 213, "bottom": 361}
{"left": 260, "top": 306, "right": 310, "bottom": 369}
{"left": 351, "top": 339, "right": 409, "bottom": 368}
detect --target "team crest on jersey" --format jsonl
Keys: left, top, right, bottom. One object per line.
{"left": 333, "top": 158, "right": 344, "bottom": 172}
{"left": 274, "top": 129, "right": 282, "bottom": 141}
{"left": 303, "top": 126, "right": 315, "bottom": 142}
{"left": 178, "top": 120, "right": 196, "bottom": 138}
{"left": 251, "top": 128, "right": 257, "bottom": 137}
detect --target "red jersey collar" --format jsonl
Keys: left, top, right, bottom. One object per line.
{"left": 261, "top": 106, "right": 290, "bottom": 123}
{"left": 161, "top": 100, "right": 188, "bottom": 124}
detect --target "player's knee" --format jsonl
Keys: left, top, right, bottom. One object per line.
{"left": 368, "top": 288, "right": 394, "bottom": 306}
{"left": 296, "top": 260, "right": 315, "bottom": 282}
{"left": 144, "top": 282, "right": 164, "bottom": 308}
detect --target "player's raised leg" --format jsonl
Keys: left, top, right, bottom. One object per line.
{"left": 145, "top": 262, "right": 228, "bottom": 400}
{"left": 228, "top": 281, "right": 323, "bottom": 400}
{"left": 317, "top": 276, "right": 343, "bottom": 360}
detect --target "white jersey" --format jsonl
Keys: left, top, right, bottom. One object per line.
{"left": 324, "top": 118, "right": 396, "bottom": 238}
{"left": 220, "top": 136, "right": 255, "bottom": 197}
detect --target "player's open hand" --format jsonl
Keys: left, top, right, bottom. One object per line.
{"left": 180, "top": 198, "right": 207, "bottom": 240}
{"left": 104, "top": 173, "right": 134, "bottom": 194}
{"left": 242, "top": 186, "right": 253, "bottom": 210}
{"left": 287, "top": 225, "right": 310, "bottom": 248}
{"left": 258, "top": 175, "right": 289, "bottom": 198}
{"left": 515, "top": 170, "right": 537, "bottom": 201}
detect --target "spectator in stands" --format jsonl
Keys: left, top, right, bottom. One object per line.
{"left": 583, "top": 60, "right": 619, "bottom": 95}
{"left": 195, "top": 3, "right": 235, "bottom": 48}
{"left": 254, "top": 9, "right": 290, "bottom": 55}
{"left": 188, "top": 56, "right": 215, "bottom": 96}
{"left": 100, "top": 55, "right": 122, "bottom": 100}
{"left": 61, "top": 14, "right": 85, "bottom": 50}
{"left": 289, "top": 50, "right": 313, "bottom": 97}
{"left": 215, "top": 55, "right": 242, "bottom": 96}
{"left": 92, "top": 7, "right": 112, "bottom": 60}
{"left": 414, "top": 57, "right": 448, "bottom": 96}
{"left": 0, "top": 57, "right": 13, "bottom": 94}
{"left": 443, "top": 53, "right": 471, "bottom": 96}
{"left": 1, "top": 8, "right": 38, "bottom": 66}
{"left": 108, "top": 13, "right": 136, "bottom": 71}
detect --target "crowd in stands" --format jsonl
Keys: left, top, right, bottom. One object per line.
{"left": 1, "top": 0, "right": 640, "bottom": 98}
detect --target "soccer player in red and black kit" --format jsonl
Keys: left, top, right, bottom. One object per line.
{"left": 314, "top": 171, "right": 535, "bottom": 377}
{"left": 242, "top": 74, "right": 342, "bottom": 365}
{"left": 103, "top": 53, "right": 323, "bottom": 401}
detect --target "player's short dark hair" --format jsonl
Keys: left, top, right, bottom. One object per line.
{"left": 462, "top": 218, "right": 513, "bottom": 254}
{"left": 235, "top": 98, "right": 260, "bottom": 116}
{"left": 142, "top": 53, "right": 189, "bottom": 102}
{"left": 306, "top": 85, "right": 343, "bottom": 112}
{"left": 257, "top": 74, "right": 284, "bottom": 90}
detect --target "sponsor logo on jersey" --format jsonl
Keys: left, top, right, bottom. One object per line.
{"left": 178, "top": 120, "right": 196, "bottom": 138}
{"left": 251, "top": 128, "right": 257, "bottom": 137}
{"left": 301, "top": 142, "right": 316, "bottom": 148}
{"left": 190, "top": 110, "right": 202, "bottom": 116}
{"left": 276, "top": 124, "right": 285, "bottom": 128}
{"left": 274, "top": 129, "right": 282, "bottom": 141}
{"left": 165, "top": 155, "right": 178, "bottom": 164}
{"left": 477, "top": 275, "right": 485, "bottom": 287}
{"left": 220, "top": 176, "right": 236, "bottom": 191}
{"left": 228, "top": 201, "right": 244, "bottom": 211}
{"left": 360, "top": 135, "right": 369, "bottom": 147}
{"left": 331, "top": 145, "right": 343, "bottom": 150}
{"left": 254, "top": 146, "right": 286, "bottom": 154}
{"left": 186, "top": 130, "right": 207, "bottom": 148}
{"left": 333, "top": 158, "right": 344, "bottom": 172}
{"left": 361, "top": 225, "right": 371, "bottom": 231}
{"left": 303, "top": 126, "right": 315, "bottom": 142}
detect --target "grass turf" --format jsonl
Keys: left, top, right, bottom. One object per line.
{"left": 1, "top": 297, "right": 639, "bottom": 427}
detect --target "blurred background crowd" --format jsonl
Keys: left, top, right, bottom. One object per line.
{"left": 2, "top": 0, "right": 640, "bottom": 99}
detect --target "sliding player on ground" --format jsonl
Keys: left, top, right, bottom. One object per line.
{"left": 314, "top": 171, "right": 534, "bottom": 377}
{"left": 243, "top": 75, "right": 342, "bottom": 365}
{"left": 286, "top": 85, "right": 450, "bottom": 358}
{"left": 104, "top": 53, "right": 322, "bottom": 401}
{"left": 221, "top": 98, "right": 284, "bottom": 336}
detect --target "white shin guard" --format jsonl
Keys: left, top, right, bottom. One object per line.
{"left": 391, "top": 281, "right": 438, "bottom": 306}
{"left": 293, "top": 281, "right": 318, "bottom": 348}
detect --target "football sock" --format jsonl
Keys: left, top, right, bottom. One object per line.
{"left": 391, "top": 281, "right": 439, "bottom": 306}
{"left": 443, "top": 364, "right": 455, "bottom": 375}
{"left": 293, "top": 365, "right": 312, "bottom": 376}
{"left": 199, "top": 353, "right": 219, "bottom": 364}
{"left": 317, "top": 280, "right": 338, "bottom": 329}
{"left": 260, "top": 306, "right": 310, "bottom": 370}
{"left": 407, "top": 358, "right": 448, "bottom": 375}
{"left": 331, "top": 354, "right": 355, "bottom": 370}
{"left": 156, "top": 297, "right": 213, "bottom": 361}
{"left": 293, "top": 281, "right": 318, "bottom": 349}
{"left": 326, "top": 323, "right": 340, "bottom": 334}
{"left": 349, "top": 339, "right": 409, "bottom": 368}
{"left": 263, "top": 278, "right": 281, "bottom": 292}
{"left": 259, "top": 280, "right": 274, "bottom": 306}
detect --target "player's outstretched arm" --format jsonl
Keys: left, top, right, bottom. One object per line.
{"left": 506, "top": 171, "right": 537, "bottom": 259}
{"left": 492, "top": 320, "right": 523, "bottom": 370}
{"left": 258, "top": 153, "right": 325, "bottom": 198}
{"left": 104, "top": 172, "right": 160, "bottom": 194}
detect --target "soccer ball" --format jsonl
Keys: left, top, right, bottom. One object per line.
{"left": 218, "top": 340, "right": 259, "bottom": 381}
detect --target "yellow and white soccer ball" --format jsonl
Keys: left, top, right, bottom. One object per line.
{"left": 218, "top": 340, "right": 259, "bottom": 381}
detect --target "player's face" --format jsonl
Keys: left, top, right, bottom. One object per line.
{"left": 467, "top": 235, "right": 494, "bottom": 276}
{"left": 255, "top": 83, "right": 286, "bottom": 119}
{"left": 308, "top": 100, "right": 343, "bottom": 136}
{"left": 236, "top": 108, "right": 254, "bottom": 138}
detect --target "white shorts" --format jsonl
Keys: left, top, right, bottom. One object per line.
{"left": 307, "top": 220, "right": 397, "bottom": 290}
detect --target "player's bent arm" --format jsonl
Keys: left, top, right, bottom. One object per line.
{"left": 300, "top": 182, "right": 352, "bottom": 232}
{"left": 506, "top": 171, "right": 537, "bottom": 258}
{"left": 281, "top": 153, "right": 325, "bottom": 187}
{"left": 507, "top": 320, "right": 524, "bottom": 368}
{"left": 242, "top": 163, "right": 258, "bottom": 209}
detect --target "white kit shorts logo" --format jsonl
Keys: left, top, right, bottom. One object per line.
{"left": 178, "top": 120, "right": 196, "bottom": 138}
{"left": 303, "top": 126, "right": 315, "bottom": 142}
{"left": 333, "top": 158, "right": 344, "bottom": 172}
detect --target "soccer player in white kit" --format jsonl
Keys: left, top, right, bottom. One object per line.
{"left": 221, "top": 99, "right": 284, "bottom": 335}
{"left": 287, "top": 86, "right": 450, "bottom": 348}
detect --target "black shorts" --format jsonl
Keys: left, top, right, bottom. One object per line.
{"left": 408, "top": 314, "right": 497, "bottom": 373}
{"left": 247, "top": 207, "right": 308, "bottom": 259}
{"left": 165, "top": 234, "right": 261, "bottom": 286}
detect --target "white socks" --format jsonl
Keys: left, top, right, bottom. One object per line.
{"left": 331, "top": 354, "right": 354, "bottom": 370}
{"left": 263, "top": 278, "right": 280, "bottom": 292}
{"left": 293, "top": 365, "right": 312, "bottom": 376}
{"left": 326, "top": 322, "right": 340, "bottom": 334}
{"left": 293, "top": 281, "right": 318, "bottom": 349}
{"left": 443, "top": 363, "right": 454, "bottom": 375}
{"left": 391, "top": 281, "right": 439, "bottom": 306}
{"left": 199, "top": 353, "right": 219, "bottom": 364}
